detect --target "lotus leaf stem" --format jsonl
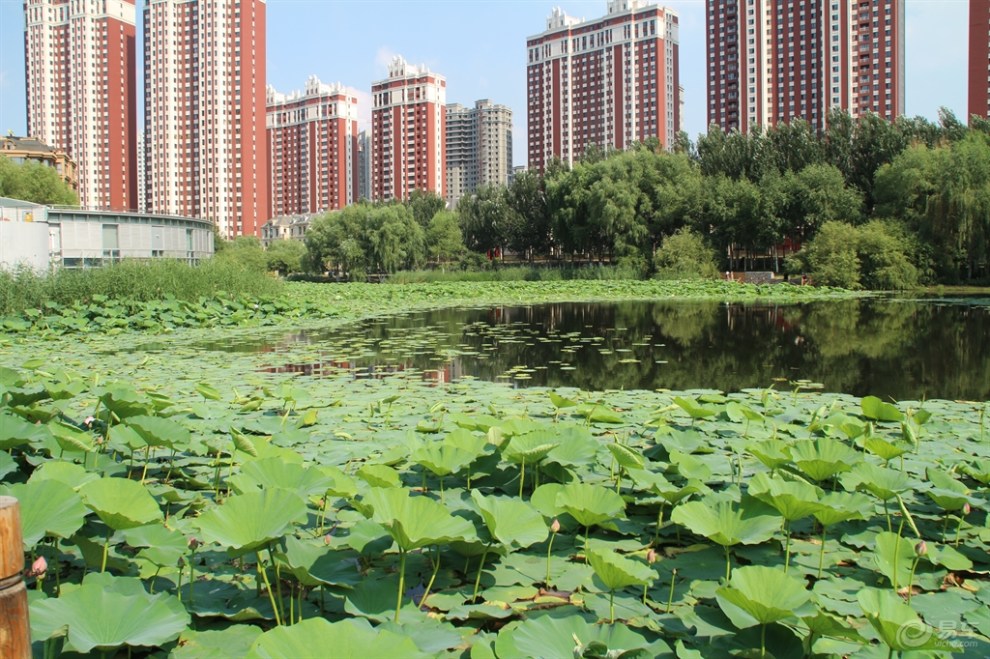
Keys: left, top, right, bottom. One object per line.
{"left": 667, "top": 569, "right": 677, "bottom": 612}
{"left": 269, "top": 546, "right": 286, "bottom": 624}
{"left": 760, "top": 623, "right": 767, "bottom": 658}
{"left": 519, "top": 459, "right": 526, "bottom": 498}
{"left": 724, "top": 545, "right": 732, "bottom": 582}
{"left": 609, "top": 589, "right": 616, "bottom": 623}
{"left": 100, "top": 528, "right": 111, "bottom": 573}
{"left": 907, "top": 556, "right": 921, "bottom": 602}
{"left": 652, "top": 502, "right": 666, "bottom": 546}
{"left": 472, "top": 543, "right": 492, "bottom": 602}
{"left": 419, "top": 546, "right": 441, "bottom": 608}
{"left": 396, "top": 549, "right": 408, "bottom": 623}
{"left": 257, "top": 551, "right": 283, "bottom": 626}
{"left": 954, "top": 513, "right": 966, "bottom": 546}
{"left": 817, "top": 526, "right": 828, "bottom": 580}
{"left": 783, "top": 520, "right": 792, "bottom": 573}
{"left": 545, "top": 531, "right": 557, "bottom": 586}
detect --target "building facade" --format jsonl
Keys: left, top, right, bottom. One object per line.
{"left": 143, "top": 0, "right": 268, "bottom": 238}
{"left": 706, "top": 0, "right": 905, "bottom": 133}
{"left": 526, "top": 0, "right": 680, "bottom": 171}
{"left": 357, "top": 130, "right": 371, "bottom": 201}
{"left": 267, "top": 76, "right": 359, "bottom": 219}
{"left": 971, "top": 0, "right": 990, "bottom": 121}
{"left": 24, "top": 0, "right": 137, "bottom": 211}
{"left": 1, "top": 135, "right": 79, "bottom": 194}
{"left": 371, "top": 56, "right": 446, "bottom": 202}
{"left": 445, "top": 100, "right": 513, "bottom": 208}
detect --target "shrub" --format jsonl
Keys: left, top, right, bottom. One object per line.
{"left": 653, "top": 228, "right": 721, "bottom": 280}
{"left": 794, "top": 220, "right": 920, "bottom": 290}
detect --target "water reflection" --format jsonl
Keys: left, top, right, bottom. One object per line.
{"left": 222, "top": 298, "right": 990, "bottom": 400}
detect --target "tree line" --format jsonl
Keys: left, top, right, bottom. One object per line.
{"left": 302, "top": 109, "right": 990, "bottom": 288}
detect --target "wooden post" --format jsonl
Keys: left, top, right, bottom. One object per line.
{"left": 0, "top": 496, "right": 31, "bottom": 659}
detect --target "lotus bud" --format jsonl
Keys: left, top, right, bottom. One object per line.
{"left": 30, "top": 556, "right": 47, "bottom": 577}
{"left": 324, "top": 533, "right": 333, "bottom": 546}
{"left": 915, "top": 541, "right": 928, "bottom": 557}
{"left": 188, "top": 537, "right": 201, "bottom": 551}
{"left": 962, "top": 502, "right": 971, "bottom": 516}
{"left": 550, "top": 518, "right": 561, "bottom": 534}
{"left": 84, "top": 416, "right": 96, "bottom": 427}
{"left": 647, "top": 549, "right": 658, "bottom": 564}
{"left": 177, "top": 556, "right": 185, "bottom": 568}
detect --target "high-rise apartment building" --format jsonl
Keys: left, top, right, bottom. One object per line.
{"left": 371, "top": 56, "right": 446, "bottom": 202}
{"left": 267, "top": 76, "right": 359, "bottom": 218}
{"left": 970, "top": 0, "right": 990, "bottom": 121}
{"left": 143, "top": 0, "right": 268, "bottom": 238}
{"left": 707, "top": 0, "right": 904, "bottom": 133}
{"left": 526, "top": 0, "right": 680, "bottom": 171}
{"left": 357, "top": 130, "right": 371, "bottom": 201}
{"left": 24, "top": 0, "right": 137, "bottom": 211}
{"left": 445, "top": 99, "right": 513, "bottom": 207}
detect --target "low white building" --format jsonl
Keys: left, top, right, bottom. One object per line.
{"left": 0, "top": 196, "right": 214, "bottom": 271}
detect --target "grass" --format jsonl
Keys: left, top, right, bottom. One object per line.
{"left": 0, "top": 259, "right": 281, "bottom": 315}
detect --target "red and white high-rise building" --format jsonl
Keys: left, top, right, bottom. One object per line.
{"left": 267, "top": 77, "right": 360, "bottom": 218}
{"left": 143, "top": 0, "right": 268, "bottom": 238}
{"left": 707, "top": 0, "right": 904, "bottom": 133}
{"left": 526, "top": 0, "right": 681, "bottom": 171}
{"left": 970, "top": 0, "right": 990, "bottom": 121}
{"left": 24, "top": 0, "right": 137, "bottom": 211}
{"left": 371, "top": 56, "right": 446, "bottom": 202}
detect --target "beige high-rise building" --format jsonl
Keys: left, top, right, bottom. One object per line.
{"left": 24, "top": 0, "right": 137, "bottom": 211}
{"left": 143, "top": 0, "right": 268, "bottom": 238}
{"left": 445, "top": 100, "right": 513, "bottom": 208}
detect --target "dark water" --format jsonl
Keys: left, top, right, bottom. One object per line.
{"left": 192, "top": 298, "right": 990, "bottom": 401}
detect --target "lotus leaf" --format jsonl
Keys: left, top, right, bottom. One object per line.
{"left": 860, "top": 396, "right": 904, "bottom": 423}
{"left": 748, "top": 473, "right": 823, "bottom": 521}
{"left": 124, "top": 414, "right": 190, "bottom": 449}
{"left": 229, "top": 457, "right": 332, "bottom": 496}
{"left": 671, "top": 497, "right": 780, "bottom": 548}
{"left": 555, "top": 481, "right": 626, "bottom": 529}
{"left": 30, "top": 573, "right": 188, "bottom": 653}
{"left": 79, "top": 477, "right": 162, "bottom": 530}
{"left": 1, "top": 479, "right": 87, "bottom": 547}
{"left": 715, "top": 566, "right": 811, "bottom": 628}
{"left": 195, "top": 488, "right": 307, "bottom": 556}
{"left": 172, "top": 627, "right": 264, "bottom": 659}
{"left": 248, "top": 616, "right": 427, "bottom": 658}
{"left": 789, "top": 437, "right": 861, "bottom": 482}
{"left": 356, "top": 487, "right": 476, "bottom": 551}
{"left": 493, "top": 613, "right": 668, "bottom": 658}
{"left": 841, "top": 462, "right": 911, "bottom": 501}
{"left": 857, "top": 588, "right": 960, "bottom": 652}
{"left": 471, "top": 490, "right": 548, "bottom": 549}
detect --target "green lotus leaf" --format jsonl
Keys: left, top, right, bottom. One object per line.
{"left": 172, "top": 627, "right": 264, "bottom": 659}
{"left": 124, "top": 414, "right": 190, "bottom": 450}
{"left": 961, "top": 458, "right": 990, "bottom": 485}
{"left": 471, "top": 490, "right": 548, "bottom": 549}
{"left": 588, "top": 544, "right": 655, "bottom": 592}
{"left": 195, "top": 489, "right": 307, "bottom": 556}
{"left": 812, "top": 492, "right": 873, "bottom": 527}
{"left": 716, "top": 565, "right": 811, "bottom": 628}
{"left": 320, "top": 465, "right": 360, "bottom": 499}
{"left": 861, "top": 435, "right": 911, "bottom": 462}
{"left": 555, "top": 481, "right": 625, "bottom": 528}
{"left": 29, "top": 573, "right": 188, "bottom": 653}
{"left": 671, "top": 496, "right": 779, "bottom": 547}
{"left": 0, "top": 409, "right": 44, "bottom": 449}
{"left": 549, "top": 391, "right": 578, "bottom": 409}
{"left": 789, "top": 437, "right": 861, "bottom": 482}
{"left": 607, "top": 442, "right": 646, "bottom": 470}
{"left": 49, "top": 420, "right": 94, "bottom": 453}
{"left": 872, "top": 531, "right": 917, "bottom": 589}
{"left": 841, "top": 462, "right": 911, "bottom": 500}
{"left": 493, "top": 614, "right": 667, "bottom": 658}
{"left": 28, "top": 460, "right": 99, "bottom": 488}
{"left": 748, "top": 473, "right": 823, "bottom": 521}
{"left": 925, "top": 466, "right": 973, "bottom": 512}
{"left": 248, "top": 617, "right": 427, "bottom": 659}
{"left": 278, "top": 536, "right": 362, "bottom": 588}
{"left": 444, "top": 428, "right": 489, "bottom": 457}
{"left": 746, "top": 439, "right": 792, "bottom": 471}
{"left": 857, "top": 588, "right": 960, "bottom": 652}
{"left": 674, "top": 396, "right": 717, "bottom": 420}
{"left": 412, "top": 442, "right": 478, "bottom": 477}
{"left": 357, "top": 463, "right": 402, "bottom": 488}
{"left": 356, "top": 487, "right": 476, "bottom": 551}
{"left": 1, "top": 479, "right": 87, "bottom": 548}
{"left": 502, "top": 430, "right": 561, "bottom": 465}
{"left": 79, "top": 477, "right": 162, "bottom": 530}
{"left": 229, "top": 457, "right": 333, "bottom": 496}
{"left": 860, "top": 396, "right": 904, "bottom": 423}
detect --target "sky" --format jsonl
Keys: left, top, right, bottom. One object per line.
{"left": 0, "top": 0, "right": 969, "bottom": 168}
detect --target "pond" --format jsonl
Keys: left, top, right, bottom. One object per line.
{"left": 160, "top": 297, "right": 990, "bottom": 401}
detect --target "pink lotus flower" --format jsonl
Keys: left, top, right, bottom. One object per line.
{"left": 550, "top": 518, "right": 561, "bottom": 534}
{"left": 29, "top": 556, "right": 47, "bottom": 577}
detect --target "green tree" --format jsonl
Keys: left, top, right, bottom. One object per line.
{"left": 265, "top": 239, "right": 307, "bottom": 276}
{"left": 0, "top": 156, "right": 78, "bottom": 205}
{"left": 458, "top": 185, "right": 513, "bottom": 255}
{"left": 425, "top": 210, "right": 465, "bottom": 268}
{"left": 215, "top": 235, "right": 267, "bottom": 273}
{"left": 408, "top": 189, "right": 446, "bottom": 229}
{"left": 305, "top": 206, "right": 370, "bottom": 276}
{"left": 653, "top": 228, "right": 720, "bottom": 280}
{"left": 506, "top": 170, "right": 553, "bottom": 259}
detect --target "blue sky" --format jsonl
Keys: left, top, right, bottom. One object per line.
{"left": 0, "top": 0, "right": 968, "bottom": 167}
